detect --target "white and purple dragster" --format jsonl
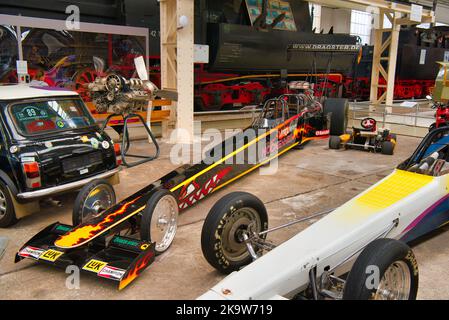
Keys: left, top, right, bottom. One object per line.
{"left": 199, "top": 127, "right": 449, "bottom": 300}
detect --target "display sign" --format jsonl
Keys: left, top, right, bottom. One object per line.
{"left": 194, "top": 44, "right": 209, "bottom": 63}
{"left": 16, "top": 60, "right": 28, "bottom": 75}
{"left": 419, "top": 49, "right": 427, "bottom": 65}
{"left": 245, "top": 0, "right": 297, "bottom": 31}
{"left": 410, "top": 4, "right": 423, "bottom": 23}
{"left": 288, "top": 44, "right": 360, "bottom": 52}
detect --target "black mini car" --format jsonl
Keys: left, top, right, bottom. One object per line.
{"left": 0, "top": 84, "right": 120, "bottom": 227}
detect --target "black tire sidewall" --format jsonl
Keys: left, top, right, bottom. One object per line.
{"left": 343, "top": 238, "right": 419, "bottom": 300}
{"left": 381, "top": 141, "right": 394, "bottom": 155}
{"left": 201, "top": 192, "right": 268, "bottom": 274}
{"left": 72, "top": 179, "right": 116, "bottom": 226}
{"left": 0, "top": 181, "right": 16, "bottom": 228}
{"left": 329, "top": 136, "right": 341, "bottom": 149}
{"left": 323, "top": 98, "right": 349, "bottom": 136}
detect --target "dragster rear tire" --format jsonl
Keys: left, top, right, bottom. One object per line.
{"left": 343, "top": 238, "right": 418, "bottom": 300}
{"left": 323, "top": 98, "right": 348, "bottom": 136}
{"left": 140, "top": 189, "right": 179, "bottom": 255}
{"left": 201, "top": 192, "right": 268, "bottom": 274}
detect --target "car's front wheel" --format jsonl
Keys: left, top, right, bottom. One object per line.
{"left": 343, "top": 238, "right": 418, "bottom": 300}
{"left": 0, "top": 181, "right": 17, "bottom": 228}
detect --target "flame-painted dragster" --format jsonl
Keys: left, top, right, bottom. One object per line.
{"left": 15, "top": 92, "right": 348, "bottom": 290}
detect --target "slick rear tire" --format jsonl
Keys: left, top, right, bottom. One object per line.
{"left": 73, "top": 179, "right": 116, "bottom": 225}
{"left": 0, "top": 181, "right": 17, "bottom": 228}
{"left": 381, "top": 141, "right": 394, "bottom": 155}
{"left": 323, "top": 98, "right": 349, "bottom": 136}
{"left": 343, "top": 238, "right": 418, "bottom": 300}
{"left": 329, "top": 136, "right": 342, "bottom": 149}
{"left": 201, "top": 192, "right": 268, "bottom": 274}
{"left": 140, "top": 189, "right": 179, "bottom": 255}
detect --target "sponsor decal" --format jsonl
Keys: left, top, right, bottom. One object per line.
{"left": 54, "top": 224, "right": 72, "bottom": 233}
{"left": 82, "top": 259, "right": 108, "bottom": 273}
{"left": 18, "top": 246, "right": 45, "bottom": 260}
{"left": 112, "top": 237, "right": 140, "bottom": 248}
{"left": 39, "top": 249, "right": 63, "bottom": 262}
{"left": 81, "top": 136, "right": 89, "bottom": 143}
{"left": 140, "top": 243, "right": 150, "bottom": 250}
{"left": 98, "top": 266, "right": 126, "bottom": 280}
{"left": 178, "top": 167, "right": 232, "bottom": 210}
{"left": 56, "top": 120, "right": 65, "bottom": 128}
{"left": 90, "top": 138, "right": 99, "bottom": 149}
{"left": 315, "top": 129, "right": 330, "bottom": 136}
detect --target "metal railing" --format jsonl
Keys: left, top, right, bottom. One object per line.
{"left": 349, "top": 101, "right": 435, "bottom": 137}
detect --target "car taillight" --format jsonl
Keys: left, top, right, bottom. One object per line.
{"left": 114, "top": 143, "right": 122, "bottom": 166}
{"left": 23, "top": 162, "right": 40, "bottom": 179}
{"left": 22, "top": 162, "right": 41, "bottom": 189}
{"left": 114, "top": 143, "right": 121, "bottom": 156}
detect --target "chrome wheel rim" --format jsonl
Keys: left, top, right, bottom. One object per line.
{"left": 0, "top": 189, "right": 7, "bottom": 219}
{"left": 150, "top": 194, "right": 178, "bottom": 252}
{"left": 81, "top": 185, "right": 115, "bottom": 223}
{"left": 222, "top": 207, "right": 262, "bottom": 262}
{"left": 373, "top": 260, "right": 411, "bottom": 300}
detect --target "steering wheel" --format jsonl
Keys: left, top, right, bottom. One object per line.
{"left": 361, "top": 117, "right": 376, "bottom": 130}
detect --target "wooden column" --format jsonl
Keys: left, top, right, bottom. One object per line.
{"left": 176, "top": 0, "right": 194, "bottom": 144}
{"left": 160, "top": 0, "right": 178, "bottom": 140}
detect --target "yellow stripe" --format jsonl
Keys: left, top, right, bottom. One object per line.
{"left": 212, "top": 141, "right": 300, "bottom": 192}
{"left": 169, "top": 122, "right": 291, "bottom": 193}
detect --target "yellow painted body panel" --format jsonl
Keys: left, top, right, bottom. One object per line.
{"left": 356, "top": 170, "right": 433, "bottom": 210}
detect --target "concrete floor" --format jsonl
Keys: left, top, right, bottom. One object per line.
{"left": 0, "top": 136, "right": 448, "bottom": 300}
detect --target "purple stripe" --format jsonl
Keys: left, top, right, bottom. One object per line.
{"left": 403, "top": 193, "right": 449, "bottom": 233}
{"left": 30, "top": 86, "right": 72, "bottom": 92}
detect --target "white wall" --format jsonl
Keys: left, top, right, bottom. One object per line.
{"left": 320, "top": 7, "right": 351, "bottom": 34}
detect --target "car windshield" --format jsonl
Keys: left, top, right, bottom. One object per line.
{"left": 10, "top": 98, "right": 95, "bottom": 136}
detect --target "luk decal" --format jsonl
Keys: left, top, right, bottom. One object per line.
{"left": 18, "top": 246, "right": 45, "bottom": 260}
{"left": 39, "top": 249, "right": 63, "bottom": 262}
{"left": 82, "top": 259, "right": 108, "bottom": 273}
{"left": 98, "top": 266, "right": 126, "bottom": 281}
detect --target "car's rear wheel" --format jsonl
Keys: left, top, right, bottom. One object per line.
{"left": 72, "top": 179, "right": 116, "bottom": 225}
{"left": 201, "top": 192, "right": 268, "bottom": 274}
{"left": 323, "top": 98, "right": 349, "bottom": 136}
{"left": 0, "top": 181, "right": 16, "bottom": 228}
{"left": 329, "top": 136, "right": 342, "bottom": 149}
{"left": 343, "top": 238, "right": 418, "bottom": 300}
{"left": 140, "top": 189, "right": 179, "bottom": 255}
{"left": 381, "top": 141, "right": 395, "bottom": 155}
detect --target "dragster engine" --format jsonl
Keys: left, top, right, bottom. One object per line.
{"left": 88, "top": 74, "right": 159, "bottom": 114}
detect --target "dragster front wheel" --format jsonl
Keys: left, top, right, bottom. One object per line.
{"left": 140, "top": 189, "right": 179, "bottom": 255}
{"left": 73, "top": 179, "right": 116, "bottom": 225}
{"left": 343, "top": 238, "right": 419, "bottom": 300}
{"left": 201, "top": 192, "right": 268, "bottom": 274}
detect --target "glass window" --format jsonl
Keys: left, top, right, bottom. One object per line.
{"left": 10, "top": 98, "right": 95, "bottom": 136}
{"left": 351, "top": 10, "right": 372, "bottom": 45}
